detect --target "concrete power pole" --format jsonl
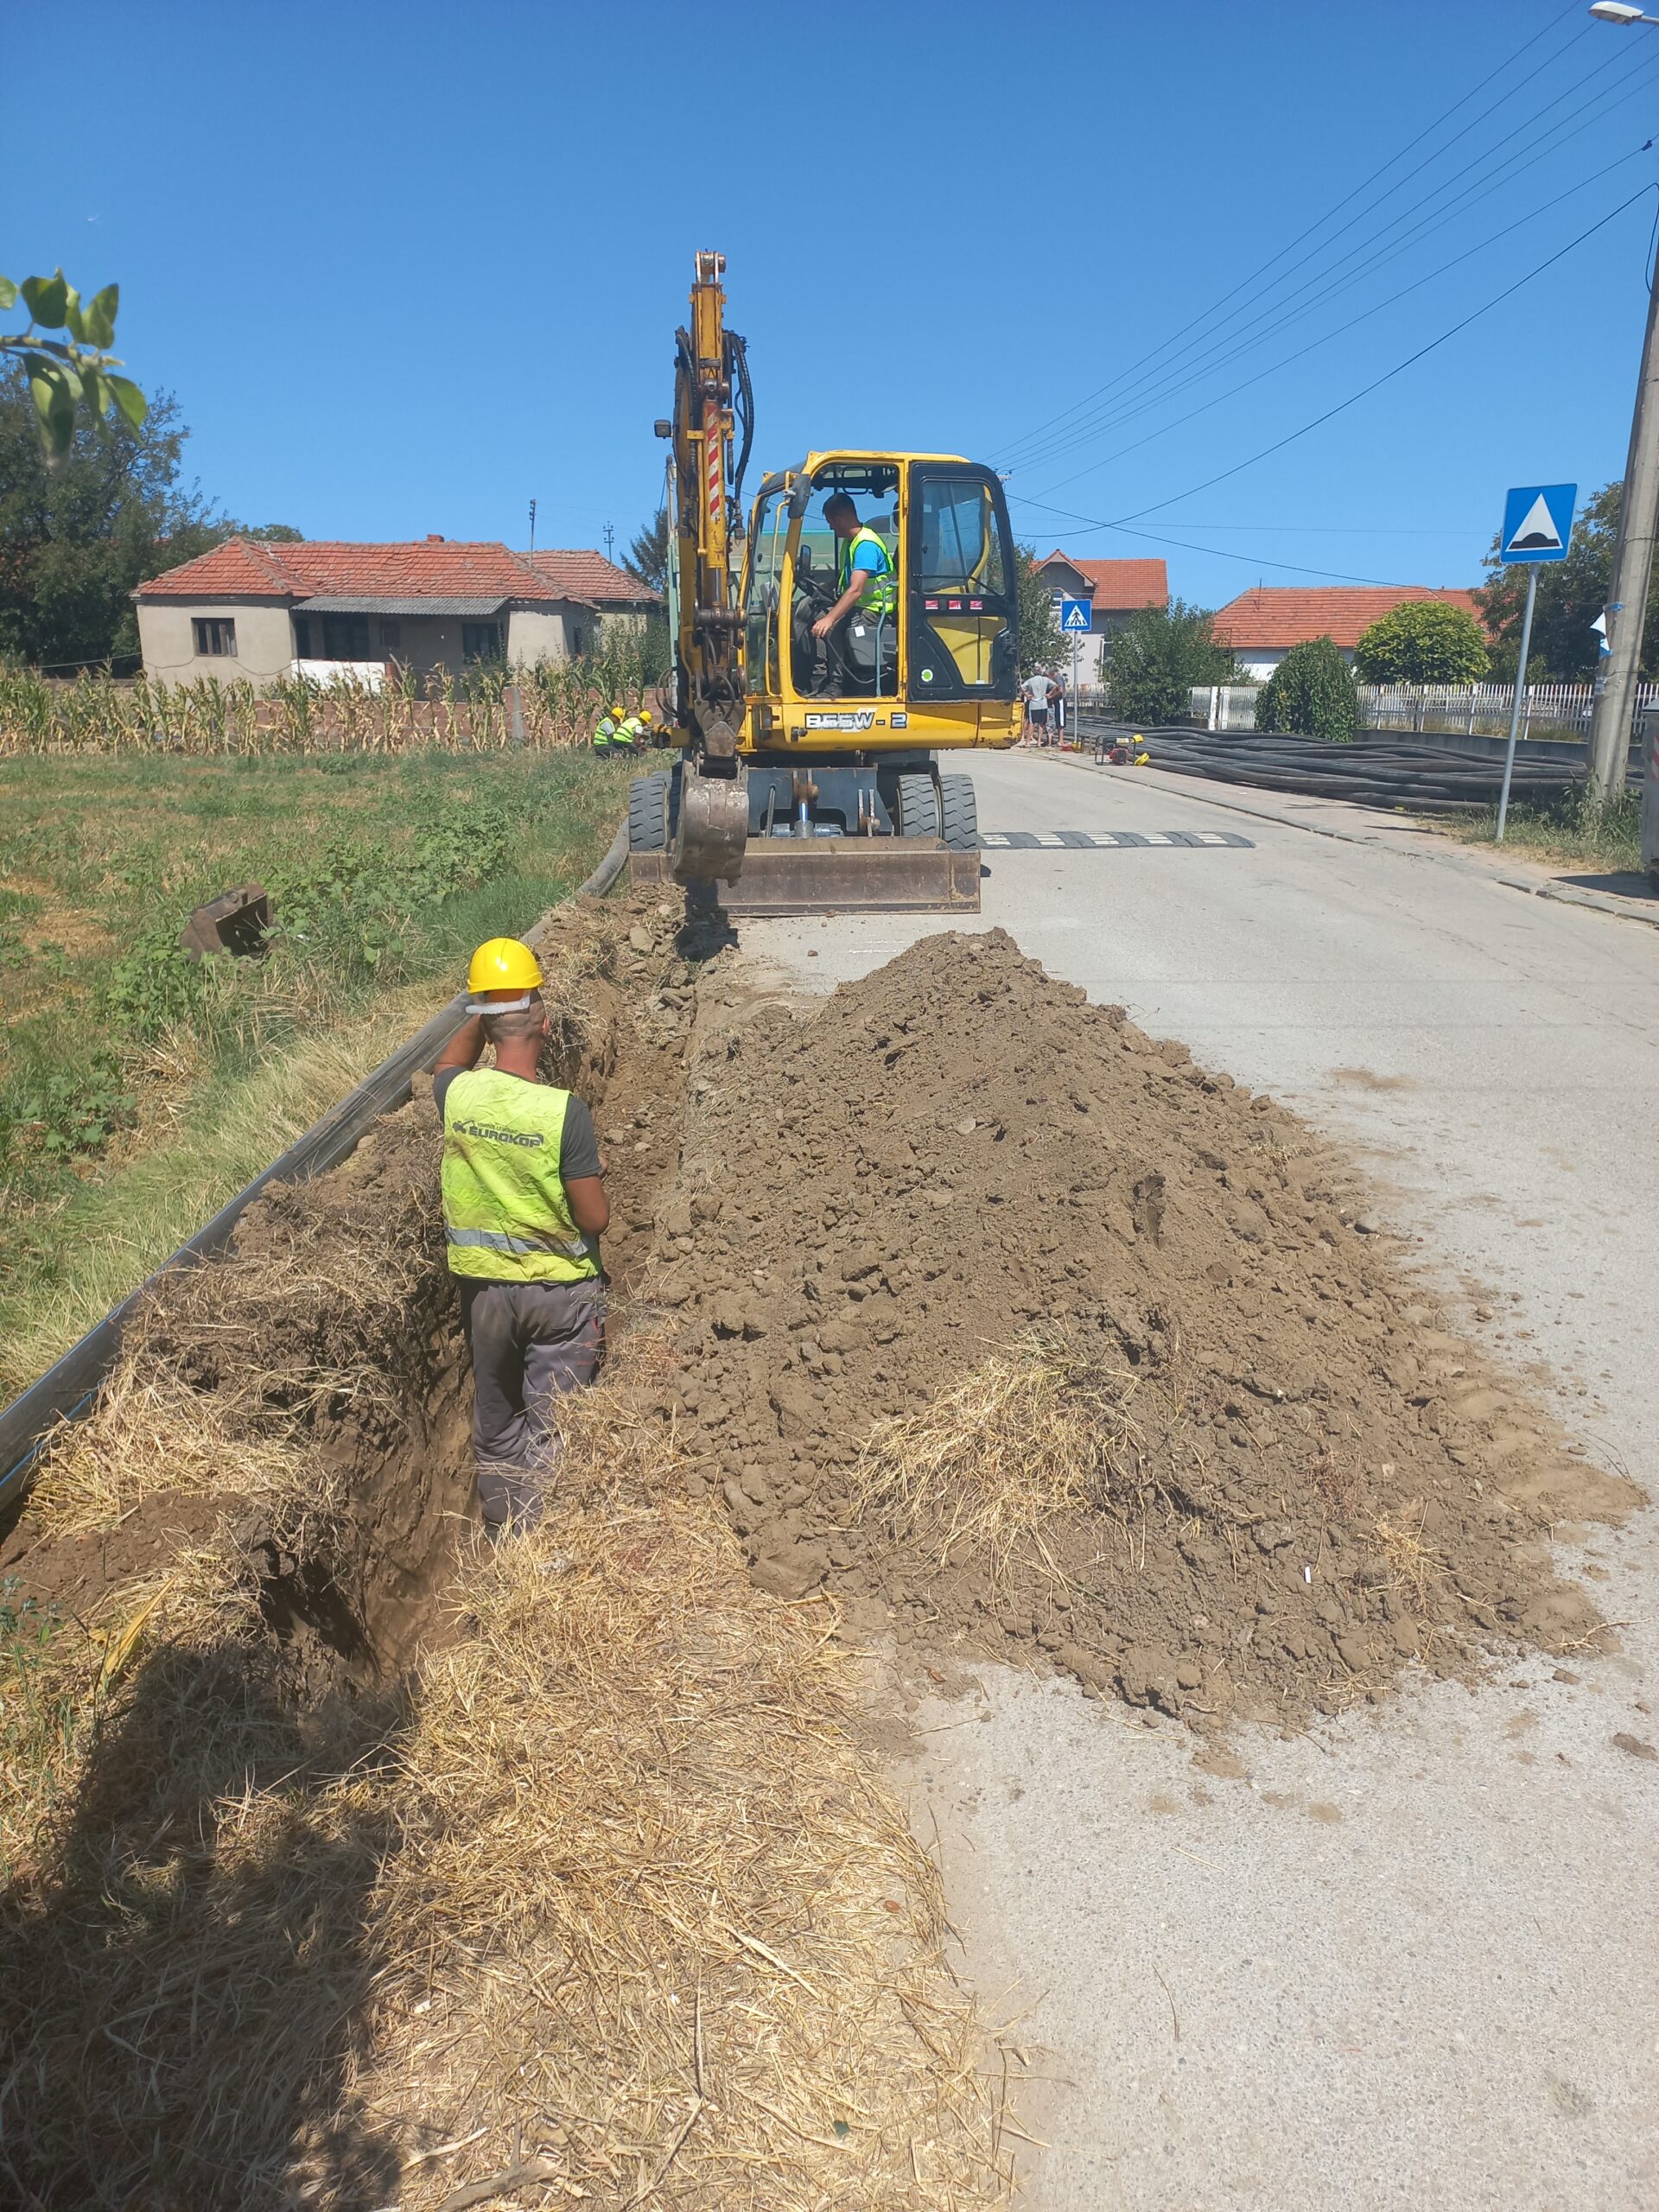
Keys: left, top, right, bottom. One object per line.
{"left": 1587, "top": 263, "right": 1659, "bottom": 800}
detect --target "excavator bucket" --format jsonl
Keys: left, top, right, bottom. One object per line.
{"left": 631, "top": 837, "right": 981, "bottom": 916}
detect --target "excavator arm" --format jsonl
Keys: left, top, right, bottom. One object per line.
{"left": 658, "top": 251, "right": 751, "bottom": 885}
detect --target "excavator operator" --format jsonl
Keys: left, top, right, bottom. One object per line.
{"left": 810, "top": 493, "right": 898, "bottom": 646}
{"left": 435, "top": 937, "right": 609, "bottom": 1537}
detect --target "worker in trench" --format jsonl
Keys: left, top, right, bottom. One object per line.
{"left": 433, "top": 938, "right": 609, "bottom": 1536}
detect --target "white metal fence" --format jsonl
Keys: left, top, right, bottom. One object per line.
{"left": 1188, "top": 680, "right": 1659, "bottom": 739}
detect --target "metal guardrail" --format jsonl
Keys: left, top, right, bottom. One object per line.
{"left": 0, "top": 819, "right": 631, "bottom": 1515}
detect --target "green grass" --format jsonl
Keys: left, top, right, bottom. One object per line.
{"left": 1433, "top": 785, "right": 1644, "bottom": 878}
{"left": 0, "top": 748, "right": 632, "bottom": 1397}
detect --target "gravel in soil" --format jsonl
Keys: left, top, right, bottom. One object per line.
{"left": 643, "top": 926, "right": 1636, "bottom": 1731}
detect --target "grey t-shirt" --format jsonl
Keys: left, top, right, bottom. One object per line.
{"left": 1022, "top": 674, "right": 1052, "bottom": 709}
{"left": 433, "top": 1066, "right": 601, "bottom": 1179}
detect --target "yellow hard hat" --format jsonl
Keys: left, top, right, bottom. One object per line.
{"left": 467, "top": 938, "right": 543, "bottom": 996}
{"left": 610, "top": 702, "right": 625, "bottom": 717}
{"left": 639, "top": 709, "right": 653, "bottom": 724}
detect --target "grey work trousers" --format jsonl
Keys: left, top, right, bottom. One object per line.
{"left": 458, "top": 1277, "right": 605, "bottom": 1534}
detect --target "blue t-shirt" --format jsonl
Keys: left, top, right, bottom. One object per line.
{"left": 849, "top": 537, "right": 888, "bottom": 572}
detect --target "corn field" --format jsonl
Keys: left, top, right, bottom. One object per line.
{"left": 0, "top": 643, "right": 657, "bottom": 756}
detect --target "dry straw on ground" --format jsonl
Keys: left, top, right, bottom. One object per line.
{"left": 4, "top": 1306, "right": 1010, "bottom": 2210}
{"left": 854, "top": 1332, "right": 1138, "bottom": 1573}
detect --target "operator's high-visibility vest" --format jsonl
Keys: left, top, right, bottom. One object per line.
{"left": 441, "top": 1070, "right": 601, "bottom": 1284}
{"left": 837, "top": 525, "right": 898, "bottom": 617}
{"left": 593, "top": 716, "right": 619, "bottom": 750}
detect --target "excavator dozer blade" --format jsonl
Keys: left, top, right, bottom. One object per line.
{"left": 632, "top": 837, "right": 981, "bottom": 916}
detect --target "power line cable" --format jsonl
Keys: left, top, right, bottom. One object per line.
{"left": 1096, "top": 186, "right": 1654, "bottom": 531}
{"left": 1020, "top": 137, "right": 1654, "bottom": 501}
{"left": 1006, "top": 48, "right": 1655, "bottom": 480}
{"left": 995, "top": 2, "right": 1592, "bottom": 468}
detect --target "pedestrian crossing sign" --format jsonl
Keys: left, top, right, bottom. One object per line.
{"left": 1060, "top": 598, "right": 1091, "bottom": 632}
{"left": 1499, "top": 482, "right": 1575, "bottom": 564}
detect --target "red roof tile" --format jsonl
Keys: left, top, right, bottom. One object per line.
{"left": 1211, "top": 585, "right": 1486, "bottom": 651}
{"left": 1037, "top": 550, "right": 1167, "bottom": 610}
{"left": 137, "top": 537, "right": 559, "bottom": 604}
{"left": 524, "top": 550, "right": 660, "bottom": 605}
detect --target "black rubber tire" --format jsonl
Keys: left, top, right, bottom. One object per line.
{"left": 938, "top": 772, "right": 978, "bottom": 851}
{"left": 894, "top": 772, "right": 939, "bottom": 839}
{"left": 627, "top": 771, "right": 671, "bottom": 852}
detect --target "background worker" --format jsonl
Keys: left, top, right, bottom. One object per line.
{"left": 434, "top": 937, "right": 608, "bottom": 1536}
{"left": 1020, "top": 669, "right": 1052, "bottom": 742}
{"left": 592, "top": 702, "right": 631, "bottom": 751}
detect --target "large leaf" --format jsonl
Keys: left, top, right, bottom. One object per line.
{"left": 29, "top": 365, "right": 79, "bottom": 459}
{"left": 83, "top": 283, "right": 118, "bottom": 347}
{"left": 0, "top": 275, "right": 17, "bottom": 310}
{"left": 106, "top": 373, "right": 147, "bottom": 429}
{"left": 62, "top": 285, "right": 85, "bottom": 341}
{"left": 21, "top": 270, "right": 69, "bottom": 328}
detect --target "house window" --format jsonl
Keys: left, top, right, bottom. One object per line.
{"left": 193, "top": 618, "right": 237, "bottom": 658}
{"left": 292, "top": 615, "right": 312, "bottom": 658}
{"left": 322, "top": 614, "right": 372, "bottom": 660}
{"left": 379, "top": 618, "right": 402, "bottom": 655}
{"left": 462, "top": 621, "right": 503, "bottom": 662}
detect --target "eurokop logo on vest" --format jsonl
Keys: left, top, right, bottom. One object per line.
{"left": 452, "top": 1119, "right": 545, "bottom": 1148}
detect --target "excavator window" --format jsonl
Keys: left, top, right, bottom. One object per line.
{"left": 790, "top": 467, "right": 900, "bottom": 700}
{"left": 909, "top": 466, "right": 1018, "bottom": 699}
{"left": 743, "top": 486, "right": 789, "bottom": 694}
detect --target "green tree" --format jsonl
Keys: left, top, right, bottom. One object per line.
{"left": 1104, "top": 597, "right": 1234, "bottom": 724}
{"left": 623, "top": 506, "right": 670, "bottom": 594}
{"left": 1475, "top": 481, "right": 1655, "bottom": 680}
{"left": 0, "top": 365, "right": 299, "bottom": 668}
{"left": 0, "top": 266, "right": 145, "bottom": 456}
{"left": 1353, "top": 599, "right": 1489, "bottom": 683}
{"left": 1014, "top": 545, "right": 1071, "bottom": 678}
{"left": 1256, "top": 635, "right": 1359, "bottom": 741}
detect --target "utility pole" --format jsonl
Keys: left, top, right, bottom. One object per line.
{"left": 528, "top": 498, "right": 537, "bottom": 558}
{"left": 604, "top": 522, "right": 615, "bottom": 563}
{"left": 1586, "top": 189, "right": 1659, "bottom": 799}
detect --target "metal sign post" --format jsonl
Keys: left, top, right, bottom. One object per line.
{"left": 1060, "top": 598, "right": 1090, "bottom": 745}
{"left": 1495, "top": 482, "right": 1575, "bottom": 843}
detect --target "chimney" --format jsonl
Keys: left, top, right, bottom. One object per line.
{"left": 426, "top": 533, "right": 444, "bottom": 543}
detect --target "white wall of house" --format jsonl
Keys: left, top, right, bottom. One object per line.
{"left": 507, "top": 607, "right": 577, "bottom": 664}
{"left": 1226, "top": 645, "right": 1357, "bottom": 679}
{"left": 136, "top": 600, "right": 296, "bottom": 688}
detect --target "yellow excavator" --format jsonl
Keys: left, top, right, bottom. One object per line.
{"left": 626, "top": 251, "right": 1020, "bottom": 913}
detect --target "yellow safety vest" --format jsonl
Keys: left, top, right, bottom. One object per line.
{"left": 837, "top": 525, "right": 899, "bottom": 616}
{"left": 441, "top": 1069, "right": 601, "bottom": 1283}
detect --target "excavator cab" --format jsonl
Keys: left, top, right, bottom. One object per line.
{"left": 631, "top": 254, "right": 1021, "bottom": 911}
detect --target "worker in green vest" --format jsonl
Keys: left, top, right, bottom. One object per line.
{"left": 593, "top": 702, "right": 628, "bottom": 751}
{"left": 811, "top": 493, "right": 898, "bottom": 642}
{"left": 434, "top": 936, "right": 609, "bottom": 1535}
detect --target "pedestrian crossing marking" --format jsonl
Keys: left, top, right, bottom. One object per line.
{"left": 979, "top": 830, "right": 1253, "bottom": 850}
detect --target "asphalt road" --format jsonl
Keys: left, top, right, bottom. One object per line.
{"left": 734, "top": 746, "right": 1659, "bottom": 2212}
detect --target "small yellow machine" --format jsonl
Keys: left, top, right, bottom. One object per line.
{"left": 627, "top": 252, "right": 1020, "bottom": 912}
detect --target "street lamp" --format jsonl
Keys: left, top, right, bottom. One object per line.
{"left": 1584, "top": 0, "right": 1659, "bottom": 798}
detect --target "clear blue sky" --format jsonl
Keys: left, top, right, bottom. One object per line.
{"left": 6, "top": 0, "right": 1656, "bottom": 606}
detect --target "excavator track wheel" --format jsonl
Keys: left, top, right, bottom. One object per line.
{"left": 628, "top": 772, "right": 672, "bottom": 852}
{"left": 938, "top": 774, "right": 979, "bottom": 853}
{"left": 894, "top": 772, "right": 940, "bottom": 840}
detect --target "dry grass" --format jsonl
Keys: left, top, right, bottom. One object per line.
{"left": 1376, "top": 1499, "right": 1443, "bottom": 1615}
{"left": 854, "top": 1332, "right": 1136, "bottom": 1573}
{"left": 354, "top": 1491, "right": 1009, "bottom": 2210}
{"left": 4, "top": 1166, "right": 1011, "bottom": 2207}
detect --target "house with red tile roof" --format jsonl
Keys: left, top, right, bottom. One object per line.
{"left": 134, "top": 537, "right": 655, "bottom": 688}
{"left": 1033, "top": 551, "right": 1168, "bottom": 683}
{"left": 1210, "top": 585, "right": 1486, "bottom": 678}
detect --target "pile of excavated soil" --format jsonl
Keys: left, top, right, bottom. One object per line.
{"left": 645, "top": 928, "right": 1634, "bottom": 1729}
